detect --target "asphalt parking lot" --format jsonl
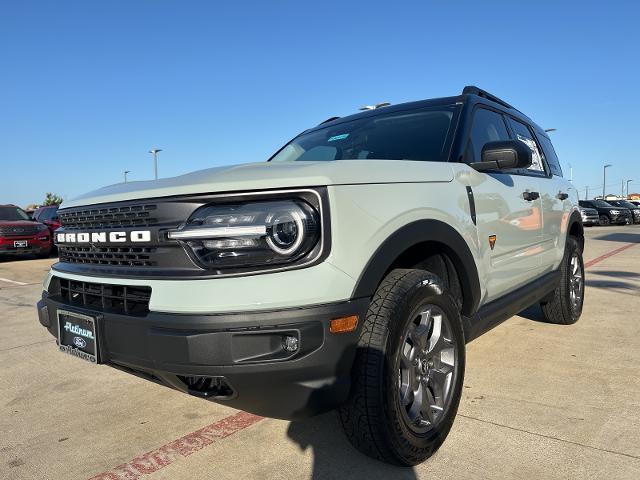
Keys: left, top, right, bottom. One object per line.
{"left": 1, "top": 225, "right": 639, "bottom": 480}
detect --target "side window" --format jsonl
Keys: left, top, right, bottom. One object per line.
{"left": 467, "top": 108, "right": 510, "bottom": 162}
{"left": 537, "top": 134, "right": 563, "bottom": 177}
{"left": 507, "top": 118, "right": 544, "bottom": 172}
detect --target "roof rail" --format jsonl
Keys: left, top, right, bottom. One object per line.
{"left": 318, "top": 116, "right": 340, "bottom": 125}
{"left": 462, "top": 86, "right": 518, "bottom": 111}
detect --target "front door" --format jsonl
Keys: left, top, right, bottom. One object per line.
{"left": 463, "top": 107, "right": 546, "bottom": 303}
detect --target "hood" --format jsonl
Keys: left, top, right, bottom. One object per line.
{"left": 61, "top": 160, "right": 455, "bottom": 208}
{"left": 0, "top": 220, "right": 39, "bottom": 227}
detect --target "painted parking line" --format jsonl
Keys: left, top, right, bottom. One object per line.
{"left": 0, "top": 277, "right": 28, "bottom": 286}
{"left": 88, "top": 411, "right": 263, "bottom": 480}
{"left": 584, "top": 242, "right": 637, "bottom": 269}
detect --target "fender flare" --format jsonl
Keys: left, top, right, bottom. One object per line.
{"left": 352, "top": 219, "right": 481, "bottom": 316}
{"left": 567, "top": 210, "right": 584, "bottom": 252}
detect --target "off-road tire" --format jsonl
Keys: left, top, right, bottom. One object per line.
{"left": 339, "top": 268, "right": 465, "bottom": 466}
{"left": 540, "top": 237, "right": 584, "bottom": 325}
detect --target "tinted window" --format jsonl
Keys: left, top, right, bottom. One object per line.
{"left": 593, "top": 200, "right": 613, "bottom": 208}
{"left": 579, "top": 201, "right": 593, "bottom": 208}
{"left": 35, "top": 207, "right": 58, "bottom": 221}
{"left": 271, "top": 106, "right": 458, "bottom": 163}
{"left": 468, "top": 108, "right": 510, "bottom": 162}
{"left": 0, "top": 206, "right": 30, "bottom": 221}
{"left": 537, "top": 134, "right": 562, "bottom": 177}
{"left": 507, "top": 118, "right": 544, "bottom": 172}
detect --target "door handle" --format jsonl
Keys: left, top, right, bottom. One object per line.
{"left": 523, "top": 191, "right": 540, "bottom": 201}
{"left": 557, "top": 192, "right": 569, "bottom": 200}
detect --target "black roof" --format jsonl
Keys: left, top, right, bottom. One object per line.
{"left": 310, "top": 86, "right": 543, "bottom": 135}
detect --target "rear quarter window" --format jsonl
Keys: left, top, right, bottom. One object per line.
{"left": 537, "top": 134, "right": 563, "bottom": 177}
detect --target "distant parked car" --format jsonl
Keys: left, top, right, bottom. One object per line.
{"left": 579, "top": 200, "right": 632, "bottom": 226}
{"left": 579, "top": 206, "right": 599, "bottom": 226}
{"left": 606, "top": 200, "right": 640, "bottom": 224}
{"left": 33, "top": 205, "right": 61, "bottom": 232}
{"left": 0, "top": 204, "right": 52, "bottom": 258}
{"left": 629, "top": 201, "right": 640, "bottom": 207}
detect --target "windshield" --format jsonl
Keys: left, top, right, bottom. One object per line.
{"left": 0, "top": 206, "right": 30, "bottom": 221}
{"left": 34, "top": 206, "right": 58, "bottom": 221}
{"left": 593, "top": 200, "right": 614, "bottom": 208}
{"left": 270, "top": 106, "right": 458, "bottom": 163}
{"left": 613, "top": 201, "right": 636, "bottom": 209}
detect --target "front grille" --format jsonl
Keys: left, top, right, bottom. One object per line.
{"left": 0, "top": 225, "right": 40, "bottom": 236}
{"left": 59, "top": 204, "right": 158, "bottom": 229}
{"left": 52, "top": 277, "right": 151, "bottom": 316}
{"left": 59, "top": 246, "right": 158, "bottom": 267}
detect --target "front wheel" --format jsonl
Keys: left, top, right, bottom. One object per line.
{"left": 339, "top": 269, "right": 465, "bottom": 465}
{"left": 599, "top": 215, "right": 610, "bottom": 226}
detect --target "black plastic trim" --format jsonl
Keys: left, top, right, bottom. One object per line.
{"left": 464, "top": 269, "right": 560, "bottom": 342}
{"left": 466, "top": 186, "right": 476, "bottom": 225}
{"left": 39, "top": 295, "right": 370, "bottom": 419}
{"left": 352, "top": 220, "right": 481, "bottom": 316}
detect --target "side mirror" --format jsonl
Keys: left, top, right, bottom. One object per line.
{"left": 471, "top": 140, "right": 532, "bottom": 172}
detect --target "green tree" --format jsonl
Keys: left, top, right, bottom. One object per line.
{"left": 43, "top": 192, "right": 64, "bottom": 206}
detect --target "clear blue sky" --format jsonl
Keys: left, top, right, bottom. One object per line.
{"left": 2, "top": 0, "right": 639, "bottom": 207}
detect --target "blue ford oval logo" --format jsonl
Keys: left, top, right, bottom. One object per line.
{"left": 73, "top": 336, "right": 87, "bottom": 348}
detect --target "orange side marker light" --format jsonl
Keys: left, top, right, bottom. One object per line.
{"left": 330, "top": 315, "right": 359, "bottom": 334}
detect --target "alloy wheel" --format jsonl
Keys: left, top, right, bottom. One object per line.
{"left": 397, "top": 304, "right": 457, "bottom": 433}
{"left": 568, "top": 253, "right": 584, "bottom": 312}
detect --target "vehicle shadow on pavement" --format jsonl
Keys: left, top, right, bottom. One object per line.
{"left": 517, "top": 303, "right": 546, "bottom": 323}
{"left": 587, "top": 270, "right": 640, "bottom": 279}
{"left": 287, "top": 413, "right": 418, "bottom": 480}
{"left": 592, "top": 232, "right": 640, "bottom": 243}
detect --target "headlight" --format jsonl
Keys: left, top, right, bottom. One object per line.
{"left": 168, "top": 199, "right": 321, "bottom": 270}
{"left": 610, "top": 210, "right": 620, "bottom": 214}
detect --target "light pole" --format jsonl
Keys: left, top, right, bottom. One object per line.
{"left": 585, "top": 185, "right": 589, "bottom": 200}
{"left": 149, "top": 148, "right": 162, "bottom": 180}
{"left": 603, "top": 164, "right": 612, "bottom": 199}
{"left": 124, "top": 170, "right": 131, "bottom": 183}
{"left": 626, "top": 179, "right": 633, "bottom": 199}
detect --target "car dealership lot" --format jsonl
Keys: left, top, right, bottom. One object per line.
{"left": 1, "top": 226, "right": 640, "bottom": 480}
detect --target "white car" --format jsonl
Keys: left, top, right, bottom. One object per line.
{"left": 37, "top": 86, "right": 584, "bottom": 465}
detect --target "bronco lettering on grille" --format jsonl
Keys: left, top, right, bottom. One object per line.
{"left": 56, "top": 231, "right": 152, "bottom": 244}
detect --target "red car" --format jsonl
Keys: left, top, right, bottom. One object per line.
{"left": 0, "top": 204, "right": 52, "bottom": 258}
{"left": 33, "top": 205, "right": 61, "bottom": 233}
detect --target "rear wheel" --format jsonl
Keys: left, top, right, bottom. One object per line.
{"left": 339, "top": 269, "right": 465, "bottom": 465}
{"left": 540, "top": 237, "right": 584, "bottom": 325}
{"left": 599, "top": 215, "right": 610, "bottom": 226}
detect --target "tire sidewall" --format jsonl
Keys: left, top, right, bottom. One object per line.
{"left": 382, "top": 276, "right": 465, "bottom": 464}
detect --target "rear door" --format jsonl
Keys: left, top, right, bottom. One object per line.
{"left": 535, "top": 127, "right": 578, "bottom": 269}
{"left": 506, "top": 119, "right": 574, "bottom": 271}
{"left": 464, "top": 107, "right": 546, "bottom": 302}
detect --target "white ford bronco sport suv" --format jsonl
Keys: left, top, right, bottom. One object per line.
{"left": 37, "top": 86, "right": 584, "bottom": 465}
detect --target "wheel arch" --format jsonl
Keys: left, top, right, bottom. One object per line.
{"left": 352, "top": 220, "right": 481, "bottom": 316}
{"left": 567, "top": 210, "right": 584, "bottom": 252}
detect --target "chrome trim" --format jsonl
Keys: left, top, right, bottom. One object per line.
{"left": 168, "top": 225, "right": 267, "bottom": 240}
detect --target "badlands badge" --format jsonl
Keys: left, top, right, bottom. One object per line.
{"left": 488, "top": 235, "right": 497, "bottom": 250}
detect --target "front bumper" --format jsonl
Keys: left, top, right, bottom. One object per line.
{"left": 0, "top": 235, "right": 52, "bottom": 255}
{"left": 37, "top": 292, "right": 369, "bottom": 420}
{"left": 581, "top": 214, "right": 599, "bottom": 225}
{"left": 609, "top": 212, "right": 632, "bottom": 224}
